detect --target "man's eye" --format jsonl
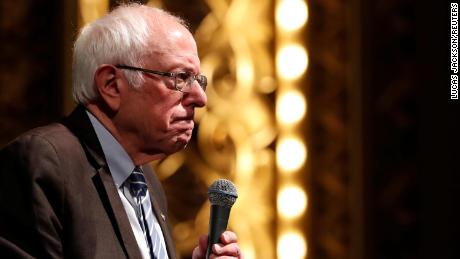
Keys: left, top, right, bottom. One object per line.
{"left": 176, "top": 72, "right": 191, "bottom": 82}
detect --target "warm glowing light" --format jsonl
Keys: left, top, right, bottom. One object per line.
{"left": 276, "top": 1, "right": 309, "bottom": 258}
{"left": 276, "top": 0, "right": 309, "bottom": 31}
{"left": 277, "top": 90, "right": 307, "bottom": 124}
{"left": 276, "top": 45, "right": 308, "bottom": 80}
{"left": 237, "top": 150, "right": 254, "bottom": 177}
{"left": 277, "top": 137, "right": 307, "bottom": 171}
{"left": 277, "top": 186, "right": 307, "bottom": 218}
{"left": 237, "top": 59, "right": 254, "bottom": 85}
{"left": 277, "top": 232, "right": 307, "bottom": 259}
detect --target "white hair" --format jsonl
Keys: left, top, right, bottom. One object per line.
{"left": 72, "top": 3, "right": 187, "bottom": 104}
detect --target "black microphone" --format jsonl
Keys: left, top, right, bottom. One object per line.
{"left": 206, "top": 179, "right": 238, "bottom": 259}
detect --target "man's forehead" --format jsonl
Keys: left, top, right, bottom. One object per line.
{"left": 149, "top": 50, "right": 198, "bottom": 58}
{"left": 150, "top": 24, "right": 197, "bottom": 52}
{"left": 142, "top": 50, "right": 200, "bottom": 71}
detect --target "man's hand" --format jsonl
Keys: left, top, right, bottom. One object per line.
{"left": 192, "top": 231, "right": 244, "bottom": 259}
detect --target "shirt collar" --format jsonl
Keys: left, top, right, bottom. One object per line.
{"left": 86, "top": 110, "right": 133, "bottom": 188}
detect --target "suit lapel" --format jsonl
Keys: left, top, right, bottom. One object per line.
{"left": 62, "top": 106, "right": 142, "bottom": 259}
{"left": 97, "top": 165, "right": 143, "bottom": 259}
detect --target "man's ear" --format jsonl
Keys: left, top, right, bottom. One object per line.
{"left": 94, "top": 64, "right": 122, "bottom": 112}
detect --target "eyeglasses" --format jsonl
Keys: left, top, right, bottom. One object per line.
{"left": 115, "top": 64, "right": 207, "bottom": 92}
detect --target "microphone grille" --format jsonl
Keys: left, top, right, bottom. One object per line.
{"left": 208, "top": 179, "right": 238, "bottom": 207}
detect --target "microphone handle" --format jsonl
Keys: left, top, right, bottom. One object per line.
{"left": 206, "top": 204, "right": 231, "bottom": 259}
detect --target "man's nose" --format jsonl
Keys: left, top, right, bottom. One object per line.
{"left": 182, "top": 80, "right": 207, "bottom": 108}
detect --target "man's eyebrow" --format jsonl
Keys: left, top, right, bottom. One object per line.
{"left": 170, "top": 66, "right": 199, "bottom": 74}
{"left": 163, "top": 59, "right": 200, "bottom": 74}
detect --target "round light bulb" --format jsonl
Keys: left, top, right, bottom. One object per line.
{"left": 276, "top": 0, "right": 309, "bottom": 31}
{"left": 277, "top": 137, "right": 307, "bottom": 172}
{"left": 277, "top": 232, "right": 307, "bottom": 259}
{"left": 277, "top": 186, "right": 308, "bottom": 218}
{"left": 277, "top": 91, "right": 307, "bottom": 124}
{"left": 277, "top": 45, "right": 308, "bottom": 80}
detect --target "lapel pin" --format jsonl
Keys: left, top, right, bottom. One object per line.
{"left": 161, "top": 213, "right": 166, "bottom": 221}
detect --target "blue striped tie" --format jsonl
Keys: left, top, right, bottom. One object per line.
{"left": 128, "top": 167, "right": 168, "bottom": 259}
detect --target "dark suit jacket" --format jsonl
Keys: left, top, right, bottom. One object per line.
{"left": 0, "top": 106, "right": 177, "bottom": 259}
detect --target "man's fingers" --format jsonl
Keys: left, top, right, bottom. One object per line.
{"left": 212, "top": 242, "right": 241, "bottom": 257}
{"left": 198, "top": 231, "right": 244, "bottom": 259}
{"left": 220, "top": 230, "right": 238, "bottom": 244}
{"left": 192, "top": 235, "right": 209, "bottom": 259}
{"left": 199, "top": 234, "right": 208, "bottom": 249}
{"left": 192, "top": 246, "right": 203, "bottom": 259}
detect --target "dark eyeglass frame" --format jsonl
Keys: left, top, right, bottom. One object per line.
{"left": 115, "top": 64, "right": 207, "bottom": 92}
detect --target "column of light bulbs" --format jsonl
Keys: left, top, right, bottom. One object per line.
{"left": 275, "top": 0, "right": 309, "bottom": 259}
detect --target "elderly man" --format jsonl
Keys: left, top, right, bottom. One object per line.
{"left": 0, "top": 4, "right": 242, "bottom": 259}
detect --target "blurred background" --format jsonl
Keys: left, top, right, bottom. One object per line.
{"left": 0, "top": 0, "right": 457, "bottom": 259}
